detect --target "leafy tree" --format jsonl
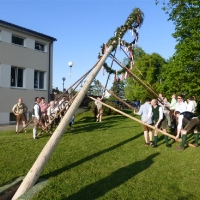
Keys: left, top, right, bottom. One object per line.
{"left": 89, "top": 80, "right": 104, "bottom": 96}
{"left": 124, "top": 52, "right": 167, "bottom": 102}
{"left": 155, "top": 0, "right": 200, "bottom": 99}
{"left": 109, "top": 78, "right": 125, "bottom": 100}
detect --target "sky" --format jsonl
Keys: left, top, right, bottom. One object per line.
{"left": 0, "top": 0, "right": 176, "bottom": 93}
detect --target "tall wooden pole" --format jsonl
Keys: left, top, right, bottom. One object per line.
{"left": 12, "top": 46, "right": 114, "bottom": 200}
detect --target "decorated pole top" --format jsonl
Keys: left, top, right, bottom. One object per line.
{"left": 99, "top": 7, "right": 144, "bottom": 76}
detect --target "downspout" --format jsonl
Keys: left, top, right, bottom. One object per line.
{"left": 48, "top": 41, "right": 53, "bottom": 102}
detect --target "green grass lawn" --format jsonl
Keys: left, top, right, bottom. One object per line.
{"left": 0, "top": 110, "right": 200, "bottom": 200}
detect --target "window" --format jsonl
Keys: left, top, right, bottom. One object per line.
{"left": 35, "top": 42, "right": 45, "bottom": 51}
{"left": 12, "top": 35, "right": 24, "bottom": 46}
{"left": 11, "top": 67, "right": 24, "bottom": 87}
{"left": 34, "top": 70, "right": 45, "bottom": 89}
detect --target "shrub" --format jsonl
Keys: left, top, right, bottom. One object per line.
{"left": 88, "top": 101, "right": 121, "bottom": 115}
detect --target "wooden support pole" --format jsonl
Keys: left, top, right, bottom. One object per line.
{"left": 12, "top": 45, "right": 114, "bottom": 200}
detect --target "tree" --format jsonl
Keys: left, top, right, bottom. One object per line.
{"left": 155, "top": 0, "right": 200, "bottom": 99}
{"left": 109, "top": 78, "right": 125, "bottom": 100}
{"left": 124, "top": 52, "right": 167, "bottom": 102}
{"left": 89, "top": 80, "right": 104, "bottom": 96}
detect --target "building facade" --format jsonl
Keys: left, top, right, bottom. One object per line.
{"left": 0, "top": 19, "right": 56, "bottom": 124}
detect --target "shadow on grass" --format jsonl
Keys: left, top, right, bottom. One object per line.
{"left": 43, "top": 133, "right": 143, "bottom": 178}
{"left": 64, "top": 115, "right": 138, "bottom": 135}
{"left": 63, "top": 153, "right": 160, "bottom": 200}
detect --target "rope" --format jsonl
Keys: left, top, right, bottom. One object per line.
{"left": 103, "top": 48, "right": 117, "bottom": 94}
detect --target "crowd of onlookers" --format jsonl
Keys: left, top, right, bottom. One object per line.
{"left": 12, "top": 96, "right": 74, "bottom": 139}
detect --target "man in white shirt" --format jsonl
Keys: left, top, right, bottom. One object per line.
{"left": 174, "top": 95, "right": 187, "bottom": 114}
{"left": 169, "top": 94, "right": 177, "bottom": 128}
{"left": 59, "top": 96, "right": 69, "bottom": 120}
{"left": 186, "top": 97, "right": 195, "bottom": 113}
{"left": 134, "top": 97, "right": 153, "bottom": 146}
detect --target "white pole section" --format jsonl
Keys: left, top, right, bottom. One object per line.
{"left": 12, "top": 45, "right": 114, "bottom": 200}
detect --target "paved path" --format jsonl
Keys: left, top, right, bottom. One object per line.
{"left": 0, "top": 107, "right": 87, "bottom": 131}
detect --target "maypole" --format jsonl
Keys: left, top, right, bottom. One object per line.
{"left": 12, "top": 7, "right": 144, "bottom": 199}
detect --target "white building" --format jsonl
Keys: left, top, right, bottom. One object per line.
{"left": 0, "top": 19, "right": 56, "bottom": 124}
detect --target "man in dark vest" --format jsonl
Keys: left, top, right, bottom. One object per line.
{"left": 175, "top": 111, "right": 199, "bottom": 150}
{"left": 145, "top": 99, "right": 170, "bottom": 148}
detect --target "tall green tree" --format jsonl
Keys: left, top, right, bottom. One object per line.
{"left": 124, "top": 52, "right": 167, "bottom": 102}
{"left": 156, "top": 0, "right": 200, "bottom": 98}
{"left": 89, "top": 80, "right": 104, "bottom": 96}
{"left": 109, "top": 78, "right": 125, "bottom": 100}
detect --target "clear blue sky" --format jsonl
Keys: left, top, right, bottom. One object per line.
{"left": 1, "top": 0, "right": 176, "bottom": 92}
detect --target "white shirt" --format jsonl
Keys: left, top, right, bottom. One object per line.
{"left": 170, "top": 98, "right": 177, "bottom": 110}
{"left": 59, "top": 100, "right": 68, "bottom": 109}
{"left": 33, "top": 103, "right": 40, "bottom": 120}
{"left": 47, "top": 106, "right": 59, "bottom": 118}
{"left": 175, "top": 101, "right": 187, "bottom": 113}
{"left": 186, "top": 101, "right": 195, "bottom": 113}
{"left": 177, "top": 115, "right": 184, "bottom": 129}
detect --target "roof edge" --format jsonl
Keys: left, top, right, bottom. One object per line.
{"left": 0, "top": 19, "right": 57, "bottom": 42}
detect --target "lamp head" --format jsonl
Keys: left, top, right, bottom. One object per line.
{"left": 68, "top": 61, "right": 73, "bottom": 67}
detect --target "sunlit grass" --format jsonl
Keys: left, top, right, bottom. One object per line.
{"left": 0, "top": 110, "right": 199, "bottom": 200}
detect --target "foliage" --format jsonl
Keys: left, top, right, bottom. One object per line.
{"left": 155, "top": 0, "right": 200, "bottom": 99}
{"left": 102, "top": 101, "right": 121, "bottom": 115}
{"left": 88, "top": 80, "right": 104, "bottom": 96}
{"left": 109, "top": 78, "right": 125, "bottom": 100}
{"left": 88, "top": 100, "right": 120, "bottom": 115}
{"left": 124, "top": 51, "right": 167, "bottom": 101}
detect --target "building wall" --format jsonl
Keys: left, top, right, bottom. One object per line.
{"left": 0, "top": 24, "right": 54, "bottom": 124}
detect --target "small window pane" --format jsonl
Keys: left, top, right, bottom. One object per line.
{"left": 12, "top": 35, "right": 24, "bottom": 46}
{"left": 11, "top": 67, "right": 16, "bottom": 86}
{"left": 11, "top": 67, "right": 23, "bottom": 88}
{"left": 17, "top": 68, "right": 23, "bottom": 87}
{"left": 39, "top": 72, "right": 44, "bottom": 89}
{"left": 34, "top": 70, "right": 45, "bottom": 89}
{"left": 34, "top": 71, "right": 38, "bottom": 88}
{"left": 35, "top": 42, "right": 44, "bottom": 51}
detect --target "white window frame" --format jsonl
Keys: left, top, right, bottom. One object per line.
{"left": 11, "top": 66, "right": 24, "bottom": 88}
{"left": 34, "top": 70, "right": 45, "bottom": 90}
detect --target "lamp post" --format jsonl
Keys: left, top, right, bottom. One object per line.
{"left": 68, "top": 61, "right": 73, "bottom": 88}
{"left": 62, "top": 77, "right": 66, "bottom": 92}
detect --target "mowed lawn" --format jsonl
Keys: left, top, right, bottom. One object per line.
{"left": 0, "top": 110, "right": 200, "bottom": 200}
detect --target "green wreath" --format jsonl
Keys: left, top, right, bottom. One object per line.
{"left": 99, "top": 8, "right": 144, "bottom": 75}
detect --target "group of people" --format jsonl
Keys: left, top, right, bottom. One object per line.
{"left": 135, "top": 94, "right": 199, "bottom": 150}
{"left": 12, "top": 96, "right": 75, "bottom": 139}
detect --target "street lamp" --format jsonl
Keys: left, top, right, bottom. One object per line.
{"left": 68, "top": 61, "right": 73, "bottom": 86}
{"left": 62, "top": 77, "right": 66, "bottom": 92}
